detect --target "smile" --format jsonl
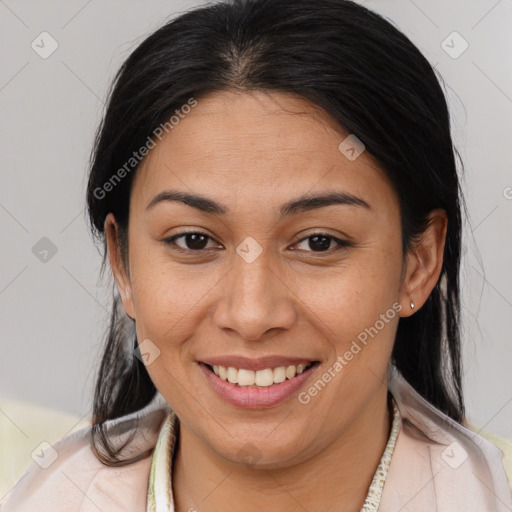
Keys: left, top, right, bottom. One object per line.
{"left": 198, "top": 360, "right": 320, "bottom": 408}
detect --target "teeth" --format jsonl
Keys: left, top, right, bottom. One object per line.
{"left": 238, "top": 369, "right": 255, "bottom": 386}
{"left": 209, "top": 363, "right": 314, "bottom": 387}
{"left": 285, "top": 365, "right": 296, "bottom": 379}
{"left": 273, "top": 366, "right": 286, "bottom": 383}
{"left": 227, "top": 367, "right": 238, "bottom": 384}
{"left": 255, "top": 368, "right": 274, "bottom": 387}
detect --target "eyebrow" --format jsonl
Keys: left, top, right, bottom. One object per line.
{"left": 145, "top": 189, "right": 371, "bottom": 218}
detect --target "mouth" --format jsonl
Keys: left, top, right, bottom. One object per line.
{"left": 198, "top": 360, "right": 321, "bottom": 409}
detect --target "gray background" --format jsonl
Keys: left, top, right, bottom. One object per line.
{"left": 1, "top": 0, "right": 511, "bottom": 437}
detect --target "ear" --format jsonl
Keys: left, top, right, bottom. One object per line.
{"left": 399, "top": 209, "right": 447, "bottom": 318}
{"left": 104, "top": 213, "right": 136, "bottom": 320}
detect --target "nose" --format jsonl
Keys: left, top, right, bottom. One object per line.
{"left": 213, "top": 249, "right": 297, "bottom": 341}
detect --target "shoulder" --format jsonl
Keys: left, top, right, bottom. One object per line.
{"left": 467, "top": 423, "right": 512, "bottom": 488}
{"left": 1, "top": 395, "right": 170, "bottom": 512}
{"left": 381, "top": 370, "right": 512, "bottom": 512}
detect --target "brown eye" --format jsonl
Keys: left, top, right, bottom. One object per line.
{"left": 293, "top": 233, "right": 351, "bottom": 253}
{"left": 164, "top": 231, "right": 219, "bottom": 252}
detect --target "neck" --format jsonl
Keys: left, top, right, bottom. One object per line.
{"left": 173, "top": 389, "right": 391, "bottom": 512}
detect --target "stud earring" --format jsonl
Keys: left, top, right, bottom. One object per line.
{"left": 410, "top": 301, "right": 415, "bottom": 310}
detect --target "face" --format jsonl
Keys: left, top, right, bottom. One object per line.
{"left": 106, "top": 90, "right": 443, "bottom": 468}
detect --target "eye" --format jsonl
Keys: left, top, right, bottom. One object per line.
{"left": 292, "top": 233, "right": 352, "bottom": 253}
{"left": 164, "top": 231, "right": 220, "bottom": 252}
{"left": 163, "top": 231, "right": 351, "bottom": 254}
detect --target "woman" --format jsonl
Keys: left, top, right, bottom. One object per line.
{"left": 2, "top": 0, "right": 511, "bottom": 510}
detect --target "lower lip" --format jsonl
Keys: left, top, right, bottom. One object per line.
{"left": 198, "top": 362, "right": 319, "bottom": 409}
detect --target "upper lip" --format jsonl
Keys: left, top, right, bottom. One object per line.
{"left": 199, "top": 355, "right": 318, "bottom": 371}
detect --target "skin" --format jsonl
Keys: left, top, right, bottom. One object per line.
{"left": 105, "top": 90, "right": 447, "bottom": 512}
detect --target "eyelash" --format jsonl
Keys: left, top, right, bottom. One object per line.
{"left": 163, "top": 231, "right": 352, "bottom": 255}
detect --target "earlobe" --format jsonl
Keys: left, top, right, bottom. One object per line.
{"left": 399, "top": 209, "right": 447, "bottom": 317}
{"left": 104, "top": 213, "right": 136, "bottom": 320}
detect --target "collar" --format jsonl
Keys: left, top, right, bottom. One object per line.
{"left": 147, "top": 393, "right": 402, "bottom": 512}
{"left": 380, "top": 369, "right": 512, "bottom": 511}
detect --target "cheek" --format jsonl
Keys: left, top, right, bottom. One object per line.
{"left": 300, "top": 251, "right": 403, "bottom": 391}
{"left": 308, "top": 248, "right": 402, "bottom": 330}
{"left": 129, "top": 244, "right": 212, "bottom": 321}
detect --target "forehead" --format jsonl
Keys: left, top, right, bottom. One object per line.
{"left": 130, "top": 91, "right": 396, "bottom": 215}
